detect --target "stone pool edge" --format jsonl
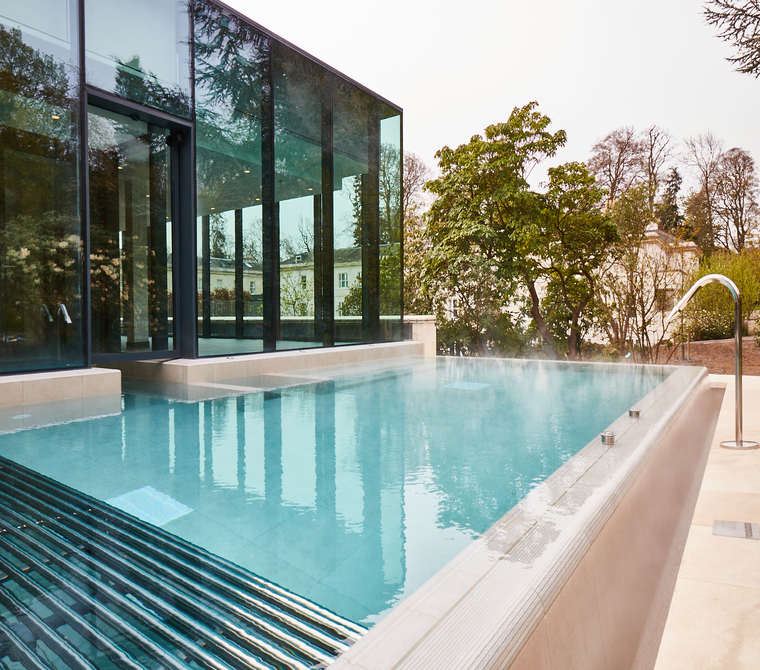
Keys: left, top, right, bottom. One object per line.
{"left": 331, "top": 363, "right": 711, "bottom": 670}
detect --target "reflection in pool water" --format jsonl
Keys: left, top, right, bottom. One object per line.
{"left": 0, "top": 358, "right": 666, "bottom": 624}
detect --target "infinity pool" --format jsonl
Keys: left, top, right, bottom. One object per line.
{"left": 0, "top": 358, "right": 667, "bottom": 625}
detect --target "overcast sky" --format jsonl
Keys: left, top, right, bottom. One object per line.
{"left": 228, "top": 0, "right": 759, "bottom": 189}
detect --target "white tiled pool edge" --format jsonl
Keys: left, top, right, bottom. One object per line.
{"left": 0, "top": 367, "right": 120, "bottom": 408}
{"left": 114, "top": 341, "right": 425, "bottom": 385}
{"left": 332, "top": 365, "right": 720, "bottom": 669}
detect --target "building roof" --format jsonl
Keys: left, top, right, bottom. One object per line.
{"left": 643, "top": 222, "right": 699, "bottom": 251}
{"left": 280, "top": 247, "right": 362, "bottom": 267}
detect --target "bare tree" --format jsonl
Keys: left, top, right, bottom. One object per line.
{"left": 588, "top": 127, "right": 644, "bottom": 206}
{"left": 705, "top": 0, "right": 760, "bottom": 77}
{"left": 640, "top": 125, "right": 672, "bottom": 216}
{"left": 714, "top": 147, "right": 760, "bottom": 250}
{"left": 402, "top": 152, "right": 433, "bottom": 314}
{"left": 281, "top": 217, "right": 313, "bottom": 259}
{"left": 684, "top": 132, "right": 724, "bottom": 250}
{"left": 403, "top": 152, "right": 431, "bottom": 220}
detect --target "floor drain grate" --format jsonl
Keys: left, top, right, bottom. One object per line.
{"left": 712, "top": 520, "right": 760, "bottom": 540}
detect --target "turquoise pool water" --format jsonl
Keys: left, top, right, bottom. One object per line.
{"left": 0, "top": 358, "right": 667, "bottom": 625}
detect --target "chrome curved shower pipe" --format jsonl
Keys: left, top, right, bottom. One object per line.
{"left": 664, "top": 273, "right": 758, "bottom": 449}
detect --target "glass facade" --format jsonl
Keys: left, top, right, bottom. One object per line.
{"left": 0, "top": 3, "right": 84, "bottom": 373}
{"left": 88, "top": 106, "right": 174, "bottom": 354}
{"left": 84, "top": 0, "right": 192, "bottom": 118}
{"left": 0, "top": 0, "right": 402, "bottom": 374}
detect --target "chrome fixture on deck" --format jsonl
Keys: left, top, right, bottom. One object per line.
{"left": 664, "top": 273, "right": 759, "bottom": 450}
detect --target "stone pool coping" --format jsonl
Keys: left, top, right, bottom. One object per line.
{"left": 332, "top": 360, "right": 707, "bottom": 669}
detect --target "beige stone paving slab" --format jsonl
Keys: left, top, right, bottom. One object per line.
{"left": 655, "top": 374, "right": 760, "bottom": 669}
{"left": 692, "top": 490, "right": 760, "bottom": 527}
{"left": 654, "top": 579, "right": 760, "bottom": 670}
{"left": 699, "top": 459, "right": 760, "bottom": 493}
{"left": 677, "top": 525, "right": 760, "bottom": 591}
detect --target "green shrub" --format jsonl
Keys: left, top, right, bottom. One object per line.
{"left": 685, "top": 249, "right": 760, "bottom": 341}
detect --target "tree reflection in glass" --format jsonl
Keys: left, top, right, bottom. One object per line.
{"left": 194, "top": 0, "right": 267, "bottom": 354}
{"left": 0, "top": 19, "right": 83, "bottom": 372}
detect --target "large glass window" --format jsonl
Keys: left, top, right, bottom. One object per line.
{"left": 333, "top": 81, "right": 381, "bottom": 343}
{"left": 273, "top": 45, "right": 324, "bottom": 350}
{"left": 84, "top": 0, "right": 191, "bottom": 118}
{"left": 88, "top": 106, "right": 174, "bottom": 355}
{"left": 194, "top": 2, "right": 267, "bottom": 356}
{"left": 379, "top": 112, "right": 402, "bottom": 338}
{"left": 0, "top": 4, "right": 84, "bottom": 373}
{"left": 333, "top": 81, "right": 377, "bottom": 343}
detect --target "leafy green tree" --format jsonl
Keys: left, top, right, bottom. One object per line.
{"left": 520, "top": 162, "right": 617, "bottom": 358}
{"left": 339, "top": 246, "right": 402, "bottom": 316}
{"left": 423, "top": 102, "right": 566, "bottom": 354}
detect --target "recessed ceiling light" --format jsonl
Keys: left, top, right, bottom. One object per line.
{"left": 51, "top": 114, "right": 61, "bottom": 120}
{"left": 255, "top": 197, "right": 261, "bottom": 201}
{"left": 243, "top": 169, "right": 251, "bottom": 174}
{"left": 306, "top": 187, "right": 313, "bottom": 191}
{"left": 210, "top": 207, "right": 216, "bottom": 211}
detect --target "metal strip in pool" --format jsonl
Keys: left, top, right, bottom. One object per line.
{"left": 0, "top": 458, "right": 365, "bottom": 670}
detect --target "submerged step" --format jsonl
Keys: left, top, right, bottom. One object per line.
{"left": 0, "top": 457, "right": 365, "bottom": 669}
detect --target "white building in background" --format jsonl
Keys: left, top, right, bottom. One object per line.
{"left": 183, "top": 247, "right": 364, "bottom": 316}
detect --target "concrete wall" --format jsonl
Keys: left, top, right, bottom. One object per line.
{"left": 403, "top": 315, "right": 436, "bottom": 357}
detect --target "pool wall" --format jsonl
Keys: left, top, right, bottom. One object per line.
{"left": 111, "top": 341, "right": 426, "bottom": 386}
{"left": 332, "top": 364, "right": 721, "bottom": 669}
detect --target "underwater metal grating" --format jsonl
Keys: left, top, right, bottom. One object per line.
{"left": 0, "top": 457, "right": 365, "bottom": 669}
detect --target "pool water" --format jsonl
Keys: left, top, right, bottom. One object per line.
{"left": 0, "top": 358, "right": 667, "bottom": 625}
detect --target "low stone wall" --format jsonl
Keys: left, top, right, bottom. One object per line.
{"left": 116, "top": 341, "right": 424, "bottom": 385}
{"left": 403, "top": 315, "right": 436, "bottom": 357}
{"left": 0, "top": 368, "right": 120, "bottom": 409}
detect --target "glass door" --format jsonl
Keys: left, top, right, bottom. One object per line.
{"left": 87, "top": 105, "right": 174, "bottom": 356}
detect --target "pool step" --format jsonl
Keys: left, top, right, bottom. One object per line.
{"left": 0, "top": 457, "right": 365, "bottom": 669}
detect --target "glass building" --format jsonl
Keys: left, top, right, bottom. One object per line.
{"left": 0, "top": 0, "right": 403, "bottom": 374}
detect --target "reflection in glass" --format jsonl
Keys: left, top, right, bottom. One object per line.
{"left": 0, "top": 6, "right": 84, "bottom": 373}
{"left": 274, "top": 45, "right": 322, "bottom": 350}
{"left": 194, "top": 1, "right": 267, "bottom": 356}
{"left": 379, "top": 113, "right": 402, "bottom": 337}
{"left": 84, "top": 0, "right": 191, "bottom": 118}
{"left": 88, "top": 106, "right": 173, "bottom": 354}
{"left": 333, "top": 81, "right": 372, "bottom": 343}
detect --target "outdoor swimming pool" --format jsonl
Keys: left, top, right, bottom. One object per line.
{"left": 0, "top": 357, "right": 668, "bottom": 626}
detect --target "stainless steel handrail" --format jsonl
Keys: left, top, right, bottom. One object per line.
{"left": 57, "top": 302, "right": 72, "bottom": 324}
{"left": 664, "top": 273, "right": 759, "bottom": 449}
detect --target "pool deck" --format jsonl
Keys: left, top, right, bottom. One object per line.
{"left": 654, "top": 373, "right": 760, "bottom": 669}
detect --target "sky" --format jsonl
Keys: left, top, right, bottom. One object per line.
{"left": 227, "top": 0, "right": 760, "bottom": 189}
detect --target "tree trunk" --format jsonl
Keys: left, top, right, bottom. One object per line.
{"left": 525, "top": 277, "right": 557, "bottom": 357}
